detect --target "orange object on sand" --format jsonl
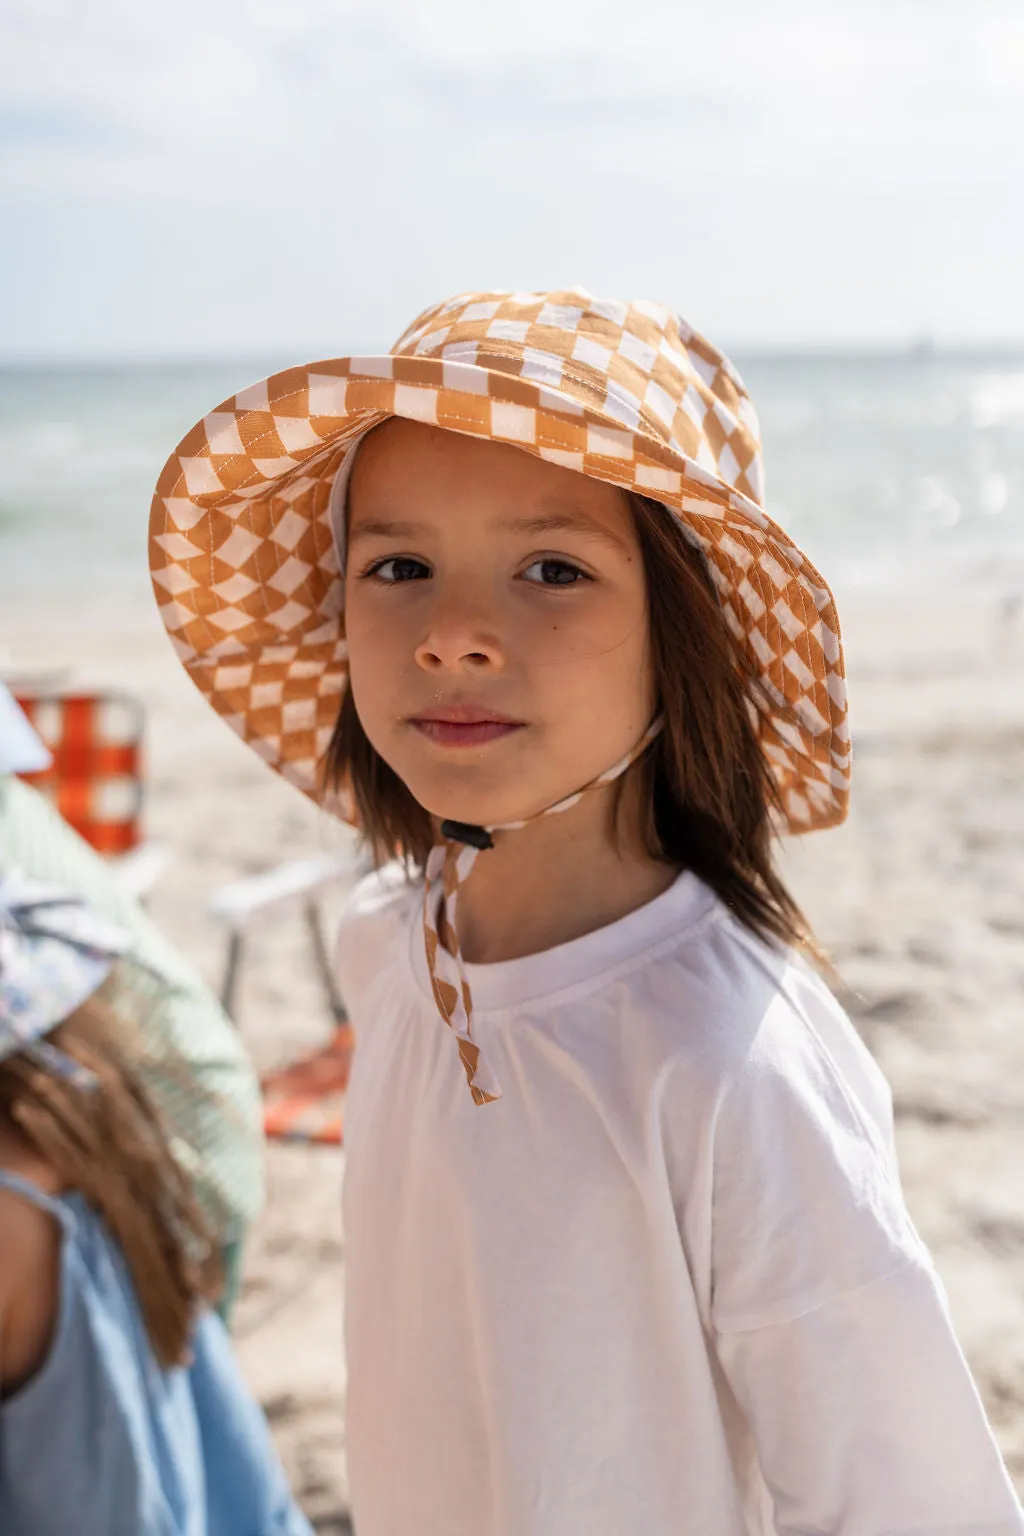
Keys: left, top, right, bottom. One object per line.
{"left": 260, "top": 1023, "right": 353, "bottom": 1145}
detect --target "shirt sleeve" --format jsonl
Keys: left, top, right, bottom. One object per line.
{"left": 708, "top": 989, "right": 1024, "bottom": 1533}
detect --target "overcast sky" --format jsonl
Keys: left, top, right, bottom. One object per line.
{"left": 1, "top": 0, "right": 1021, "bottom": 357}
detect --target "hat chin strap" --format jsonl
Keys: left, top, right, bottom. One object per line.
{"left": 422, "top": 716, "right": 664, "bottom": 1106}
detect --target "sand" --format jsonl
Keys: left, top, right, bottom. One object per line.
{"left": 2, "top": 587, "right": 1023, "bottom": 1526}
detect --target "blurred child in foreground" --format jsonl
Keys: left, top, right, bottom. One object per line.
{"left": 0, "top": 869, "right": 313, "bottom": 1536}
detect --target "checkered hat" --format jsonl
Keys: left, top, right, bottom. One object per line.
{"left": 149, "top": 287, "right": 850, "bottom": 833}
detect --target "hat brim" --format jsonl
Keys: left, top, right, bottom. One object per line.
{"left": 150, "top": 354, "right": 849, "bottom": 833}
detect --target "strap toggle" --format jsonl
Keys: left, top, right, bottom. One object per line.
{"left": 440, "top": 820, "right": 495, "bottom": 851}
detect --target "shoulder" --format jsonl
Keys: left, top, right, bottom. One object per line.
{"left": 0, "top": 1150, "right": 64, "bottom": 1394}
{"left": 334, "top": 860, "right": 421, "bottom": 1005}
{"left": 642, "top": 891, "right": 803, "bottom": 1069}
{"left": 722, "top": 925, "right": 894, "bottom": 1153}
{"left": 654, "top": 894, "right": 892, "bottom": 1147}
{"left": 0, "top": 1179, "right": 61, "bottom": 1288}
{"left": 653, "top": 910, "right": 923, "bottom": 1331}
{"left": 337, "top": 858, "right": 420, "bottom": 946}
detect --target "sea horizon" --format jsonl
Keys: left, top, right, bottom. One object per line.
{"left": 3, "top": 348, "right": 1023, "bottom": 606}
{"left": 3, "top": 338, "right": 1024, "bottom": 370}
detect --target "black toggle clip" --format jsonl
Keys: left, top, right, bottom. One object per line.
{"left": 440, "top": 819, "right": 495, "bottom": 851}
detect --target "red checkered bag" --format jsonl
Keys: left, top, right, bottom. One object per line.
{"left": 15, "top": 693, "right": 145, "bottom": 857}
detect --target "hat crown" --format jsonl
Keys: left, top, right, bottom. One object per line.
{"left": 388, "top": 288, "right": 764, "bottom": 508}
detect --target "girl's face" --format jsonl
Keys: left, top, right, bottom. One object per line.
{"left": 344, "top": 418, "right": 655, "bottom": 829}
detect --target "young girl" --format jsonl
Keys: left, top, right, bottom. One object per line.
{"left": 150, "top": 289, "right": 1024, "bottom": 1534}
{"left": 0, "top": 870, "right": 313, "bottom": 1535}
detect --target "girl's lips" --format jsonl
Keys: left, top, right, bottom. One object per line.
{"left": 410, "top": 719, "right": 524, "bottom": 748}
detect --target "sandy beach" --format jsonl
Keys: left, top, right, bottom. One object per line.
{"left": 2, "top": 587, "right": 1023, "bottom": 1526}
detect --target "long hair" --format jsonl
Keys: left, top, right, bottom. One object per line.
{"left": 626, "top": 493, "right": 809, "bottom": 949}
{"left": 325, "top": 487, "right": 812, "bottom": 953}
{"left": 0, "top": 991, "right": 220, "bottom": 1368}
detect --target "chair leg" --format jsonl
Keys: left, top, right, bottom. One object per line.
{"left": 304, "top": 897, "right": 348, "bottom": 1026}
{"left": 221, "top": 929, "right": 245, "bottom": 1020}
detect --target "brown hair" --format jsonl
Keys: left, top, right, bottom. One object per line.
{"left": 0, "top": 992, "right": 220, "bottom": 1368}
{"left": 325, "top": 488, "right": 812, "bottom": 953}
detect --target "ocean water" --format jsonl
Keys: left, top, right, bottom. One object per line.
{"left": 1, "top": 351, "right": 1023, "bottom": 607}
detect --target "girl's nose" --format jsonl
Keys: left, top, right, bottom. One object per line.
{"left": 414, "top": 597, "right": 505, "bottom": 673}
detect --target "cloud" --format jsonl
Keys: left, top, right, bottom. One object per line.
{"left": 1, "top": 0, "right": 1021, "bottom": 350}
{"left": 4, "top": 0, "right": 1022, "bottom": 194}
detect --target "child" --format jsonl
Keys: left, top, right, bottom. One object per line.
{"left": 150, "top": 289, "right": 1024, "bottom": 1534}
{"left": 0, "top": 870, "right": 313, "bottom": 1536}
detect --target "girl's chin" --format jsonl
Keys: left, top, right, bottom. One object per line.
{"left": 419, "top": 786, "right": 563, "bottom": 832}
{"left": 400, "top": 756, "right": 591, "bottom": 831}
{"left": 413, "top": 782, "right": 538, "bottom": 831}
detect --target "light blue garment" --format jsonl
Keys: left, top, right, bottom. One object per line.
{"left": 0, "top": 1170, "right": 314, "bottom": 1536}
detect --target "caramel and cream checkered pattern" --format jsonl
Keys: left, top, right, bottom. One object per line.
{"left": 149, "top": 286, "right": 850, "bottom": 834}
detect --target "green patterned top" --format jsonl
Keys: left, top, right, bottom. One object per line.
{"left": 0, "top": 775, "right": 264, "bottom": 1244}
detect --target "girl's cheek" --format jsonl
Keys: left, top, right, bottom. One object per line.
{"left": 529, "top": 611, "right": 638, "bottom": 666}
{"left": 345, "top": 592, "right": 398, "bottom": 650}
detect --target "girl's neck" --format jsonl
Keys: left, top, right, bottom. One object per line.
{"left": 0, "top": 1114, "right": 63, "bottom": 1194}
{"left": 448, "top": 783, "right": 680, "bottom": 966}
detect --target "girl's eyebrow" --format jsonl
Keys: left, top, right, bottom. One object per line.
{"left": 348, "top": 517, "right": 425, "bottom": 544}
{"left": 505, "top": 512, "right": 632, "bottom": 552}
{"left": 347, "top": 509, "right": 630, "bottom": 552}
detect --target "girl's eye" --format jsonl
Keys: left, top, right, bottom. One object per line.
{"left": 368, "top": 556, "right": 431, "bottom": 583}
{"left": 521, "top": 558, "right": 588, "bottom": 587}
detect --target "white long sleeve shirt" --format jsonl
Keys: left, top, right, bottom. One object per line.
{"left": 336, "top": 864, "right": 1023, "bottom": 1536}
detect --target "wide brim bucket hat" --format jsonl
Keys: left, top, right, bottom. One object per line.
{"left": 149, "top": 287, "right": 850, "bottom": 833}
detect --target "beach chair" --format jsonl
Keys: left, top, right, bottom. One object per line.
{"left": 13, "top": 690, "right": 169, "bottom": 899}
{"left": 208, "top": 847, "right": 367, "bottom": 1146}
